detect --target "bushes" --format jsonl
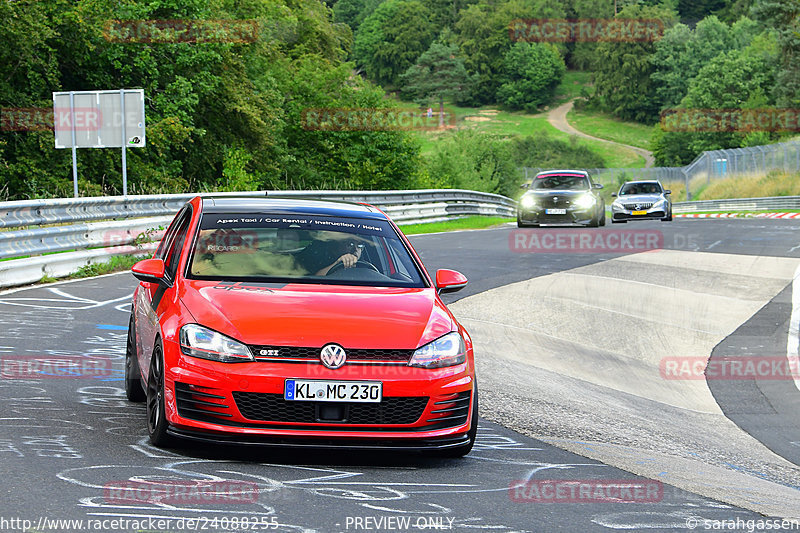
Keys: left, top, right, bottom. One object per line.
{"left": 422, "top": 130, "right": 606, "bottom": 197}
{"left": 497, "top": 43, "right": 565, "bottom": 113}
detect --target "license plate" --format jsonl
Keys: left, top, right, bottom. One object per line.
{"left": 284, "top": 380, "right": 382, "bottom": 402}
{"left": 632, "top": 210, "right": 648, "bottom": 215}
{"left": 545, "top": 208, "right": 567, "bottom": 215}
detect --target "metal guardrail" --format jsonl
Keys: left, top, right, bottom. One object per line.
{"left": 0, "top": 189, "right": 515, "bottom": 229}
{"left": 0, "top": 189, "right": 516, "bottom": 288}
{"left": 523, "top": 140, "right": 800, "bottom": 201}
{"left": 673, "top": 196, "right": 800, "bottom": 213}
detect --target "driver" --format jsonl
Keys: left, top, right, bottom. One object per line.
{"left": 295, "top": 236, "right": 363, "bottom": 276}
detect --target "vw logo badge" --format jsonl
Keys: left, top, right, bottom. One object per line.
{"left": 320, "top": 344, "right": 347, "bottom": 369}
{"left": 553, "top": 196, "right": 559, "bottom": 202}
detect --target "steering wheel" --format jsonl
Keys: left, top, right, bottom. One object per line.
{"left": 326, "top": 260, "right": 380, "bottom": 276}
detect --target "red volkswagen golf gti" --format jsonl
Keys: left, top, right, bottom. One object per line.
{"left": 126, "top": 196, "right": 477, "bottom": 456}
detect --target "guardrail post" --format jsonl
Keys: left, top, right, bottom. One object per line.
{"left": 683, "top": 169, "right": 691, "bottom": 201}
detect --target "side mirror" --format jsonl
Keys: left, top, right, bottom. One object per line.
{"left": 132, "top": 258, "right": 166, "bottom": 284}
{"left": 611, "top": 193, "right": 617, "bottom": 197}
{"left": 665, "top": 189, "right": 672, "bottom": 195}
{"left": 435, "top": 269, "right": 468, "bottom": 294}
{"left": 520, "top": 183, "right": 529, "bottom": 189}
{"left": 593, "top": 183, "right": 603, "bottom": 189}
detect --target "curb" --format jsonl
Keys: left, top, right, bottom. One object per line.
{"left": 675, "top": 212, "right": 800, "bottom": 219}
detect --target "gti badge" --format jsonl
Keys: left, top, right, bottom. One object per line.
{"left": 320, "top": 344, "right": 347, "bottom": 369}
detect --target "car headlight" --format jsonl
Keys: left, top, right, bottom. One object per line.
{"left": 179, "top": 324, "right": 253, "bottom": 363}
{"left": 409, "top": 332, "right": 466, "bottom": 369}
{"left": 573, "top": 194, "right": 596, "bottom": 210}
{"left": 520, "top": 195, "right": 537, "bottom": 210}
{"left": 652, "top": 199, "right": 666, "bottom": 209}
{"left": 611, "top": 200, "right": 625, "bottom": 211}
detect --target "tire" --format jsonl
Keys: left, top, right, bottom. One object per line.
{"left": 147, "top": 343, "right": 173, "bottom": 447}
{"left": 125, "top": 316, "right": 146, "bottom": 403}
{"left": 436, "top": 383, "right": 478, "bottom": 458}
{"left": 662, "top": 211, "right": 673, "bottom": 222}
{"left": 516, "top": 219, "right": 526, "bottom": 228}
{"left": 599, "top": 212, "right": 606, "bottom": 226}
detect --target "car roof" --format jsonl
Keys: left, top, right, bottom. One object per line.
{"left": 623, "top": 180, "right": 661, "bottom": 184}
{"left": 535, "top": 169, "right": 589, "bottom": 177}
{"left": 199, "top": 196, "right": 388, "bottom": 220}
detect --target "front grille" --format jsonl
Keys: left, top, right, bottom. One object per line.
{"left": 425, "top": 391, "right": 471, "bottom": 430}
{"left": 175, "top": 382, "right": 233, "bottom": 424}
{"left": 541, "top": 196, "right": 573, "bottom": 208}
{"left": 250, "top": 345, "right": 414, "bottom": 364}
{"left": 233, "top": 392, "right": 429, "bottom": 425}
{"left": 623, "top": 202, "right": 653, "bottom": 210}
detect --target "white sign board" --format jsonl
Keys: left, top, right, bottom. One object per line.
{"left": 53, "top": 89, "right": 145, "bottom": 149}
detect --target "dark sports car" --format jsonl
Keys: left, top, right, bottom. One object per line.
{"left": 517, "top": 170, "right": 605, "bottom": 227}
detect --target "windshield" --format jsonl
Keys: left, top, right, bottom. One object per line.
{"left": 532, "top": 174, "right": 590, "bottom": 190}
{"left": 620, "top": 182, "right": 662, "bottom": 195}
{"left": 187, "top": 214, "right": 426, "bottom": 287}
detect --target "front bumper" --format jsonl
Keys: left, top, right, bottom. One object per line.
{"left": 162, "top": 339, "right": 475, "bottom": 444}
{"left": 611, "top": 207, "right": 667, "bottom": 221}
{"left": 167, "top": 426, "right": 471, "bottom": 450}
{"left": 517, "top": 206, "right": 596, "bottom": 225}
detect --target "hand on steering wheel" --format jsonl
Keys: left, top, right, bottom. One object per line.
{"left": 326, "top": 257, "right": 380, "bottom": 275}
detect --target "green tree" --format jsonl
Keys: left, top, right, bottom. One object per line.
{"left": 497, "top": 42, "right": 565, "bottom": 112}
{"left": 0, "top": 0, "right": 424, "bottom": 199}
{"left": 400, "top": 43, "right": 474, "bottom": 126}
{"left": 592, "top": 4, "right": 678, "bottom": 123}
{"left": 454, "top": 0, "right": 565, "bottom": 105}
{"left": 651, "top": 42, "right": 778, "bottom": 164}
{"left": 333, "top": 0, "right": 383, "bottom": 34}
{"left": 567, "top": 0, "right": 614, "bottom": 70}
{"left": 752, "top": 0, "right": 800, "bottom": 108}
{"left": 651, "top": 16, "right": 759, "bottom": 112}
{"left": 353, "top": 0, "right": 438, "bottom": 87}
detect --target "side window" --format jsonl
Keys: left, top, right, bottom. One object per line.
{"left": 163, "top": 212, "right": 192, "bottom": 281}
{"left": 155, "top": 207, "right": 188, "bottom": 261}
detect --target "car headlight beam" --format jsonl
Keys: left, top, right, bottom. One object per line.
{"left": 179, "top": 324, "right": 253, "bottom": 363}
{"left": 573, "top": 194, "right": 596, "bottom": 210}
{"left": 520, "top": 195, "right": 537, "bottom": 210}
{"left": 409, "top": 332, "right": 467, "bottom": 369}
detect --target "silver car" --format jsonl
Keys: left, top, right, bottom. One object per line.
{"left": 610, "top": 180, "right": 672, "bottom": 223}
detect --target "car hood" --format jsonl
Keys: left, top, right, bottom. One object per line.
{"left": 179, "top": 280, "right": 456, "bottom": 349}
{"left": 527, "top": 189, "right": 589, "bottom": 197}
{"left": 615, "top": 194, "right": 664, "bottom": 203}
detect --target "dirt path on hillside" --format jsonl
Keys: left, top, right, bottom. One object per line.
{"left": 548, "top": 100, "right": 655, "bottom": 168}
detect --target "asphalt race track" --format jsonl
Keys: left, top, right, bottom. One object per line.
{"left": 2, "top": 218, "right": 800, "bottom": 532}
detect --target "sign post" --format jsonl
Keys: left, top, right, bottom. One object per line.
{"left": 53, "top": 89, "right": 146, "bottom": 197}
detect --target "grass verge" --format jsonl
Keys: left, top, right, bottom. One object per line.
{"left": 566, "top": 107, "right": 653, "bottom": 150}
{"left": 554, "top": 71, "right": 594, "bottom": 104}
{"left": 67, "top": 254, "right": 143, "bottom": 280}
{"left": 414, "top": 106, "right": 645, "bottom": 168}
{"left": 694, "top": 171, "right": 800, "bottom": 200}
{"left": 399, "top": 216, "right": 513, "bottom": 235}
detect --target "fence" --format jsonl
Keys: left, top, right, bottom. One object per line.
{"left": 523, "top": 140, "right": 800, "bottom": 200}
{"left": 0, "top": 189, "right": 516, "bottom": 288}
